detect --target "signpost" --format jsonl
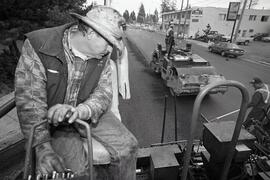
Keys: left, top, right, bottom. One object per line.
{"left": 226, "top": 2, "right": 241, "bottom": 42}
{"left": 233, "top": 0, "right": 248, "bottom": 42}
{"left": 177, "top": 0, "right": 184, "bottom": 36}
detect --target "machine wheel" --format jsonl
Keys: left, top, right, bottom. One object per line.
{"left": 208, "top": 47, "right": 213, "bottom": 52}
{"left": 221, "top": 51, "right": 226, "bottom": 57}
{"left": 150, "top": 61, "right": 159, "bottom": 73}
{"left": 150, "top": 61, "right": 154, "bottom": 68}
{"left": 244, "top": 41, "right": 249, "bottom": 46}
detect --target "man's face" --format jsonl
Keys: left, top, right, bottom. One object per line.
{"left": 86, "top": 28, "right": 109, "bottom": 56}
{"left": 71, "top": 27, "right": 109, "bottom": 58}
{"left": 252, "top": 83, "right": 261, "bottom": 90}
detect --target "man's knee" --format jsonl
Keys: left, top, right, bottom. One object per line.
{"left": 119, "top": 134, "right": 138, "bottom": 160}
{"left": 128, "top": 135, "right": 139, "bottom": 153}
{"left": 51, "top": 131, "right": 87, "bottom": 173}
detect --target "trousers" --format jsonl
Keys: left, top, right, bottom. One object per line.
{"left": 50, "top": 111, "right": 138, "bottom": 180}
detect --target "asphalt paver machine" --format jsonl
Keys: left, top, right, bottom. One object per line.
{"left": 16, "top": 80, "right": 270, "bottom": 179}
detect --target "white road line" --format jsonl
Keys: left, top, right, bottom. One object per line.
{"left": 240, "top": 57, "right": 270, "bottom": 68}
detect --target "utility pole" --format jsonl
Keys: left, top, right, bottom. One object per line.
{"left": 183, "top": 0, "right": 189, "bottom": 37}
{"left": 104, "top": 0, "right": 111, "bottom": 6}
{"left": 233, "top": 0, "right": 248, "bottom": 42}
{"left": 177, "top": 0, "right": 184, "bottom": 36}
{"left": 161, "top": 0, "right": 163, "bottom": 31}
{"left": 248, "top": 0, "right": 252, "bottom": 9}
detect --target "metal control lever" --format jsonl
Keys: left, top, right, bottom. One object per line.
{"left": 24, "top": 119, "right": 93, "bottom": 180}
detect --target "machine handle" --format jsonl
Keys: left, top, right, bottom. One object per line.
{"left": 24, "top": 119, "right": 93, "bottom": 180}
{"left": 76, "top": 119, "right": 93, "bottom": 180}
{"left": 24, "top": 120, "right": 47, "bottom": 179}
{"left": 0, "top": 97, "right": 15, "bottom": 119}
{"left": 180, "top": 80, "right": 249, "bottom": 180}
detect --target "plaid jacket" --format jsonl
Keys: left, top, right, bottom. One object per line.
{"left": 15, "top": 25, "right": 112, "bottom": 147}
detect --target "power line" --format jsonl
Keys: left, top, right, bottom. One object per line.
{"left": 191, "top": 0, "right": 236, "bottom": 3}
{"left": 190, "top": 0, "right": 214, "bottom": 5}
{"left": 191, "top": 0, "right": 238, "bottom": 7}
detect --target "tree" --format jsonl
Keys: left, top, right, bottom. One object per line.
{"left": 92, "top": 1, "right": 98, "bottom": 6}
{"left": 170, "top": 0, "right": 177, "bottom": 11}
{"left": 137, "top": 3, "right": 146, "bottom": 24}
{"left": 123, "top": 10, "right": 130, "bottom": 23}
{"left": 0, "top": 0, "right": 88, "bottom": 24}
{"left": 145, "top": 14, "right": 149, "bottom": 24}
{"left": 153, "top": 9, "right": 159, "bottom": 24}
{"left": 160, "top": 0, "right": 177, "bottom": 13}
{"left": 0, "top": 0, "right": 90, "bottom": 96}
{"left": 161, "top": 0, "right": 171, "bottom": 13}
{"left": 130, "top": 11, "right": 136, "bottom": 23}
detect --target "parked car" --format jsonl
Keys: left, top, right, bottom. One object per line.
{"left": 253, "top": 33, "right": 269, "bottom": 41}
{"left": 221, "top": 35, "right": 253, "bottom": 45}
{"left": 208, "top": 42, "right": 244, "bottom": 58}
{"left": 236, "top": 37, "right": 254, "bottom": 45}
{"left": 147, "top": 26, "right": 155, "bottom": 32}
{"left": 262, "top": 36, "right": 270, "bottom": 42}
{"left": 195, "top": 31, "right": 224, "bottom": 42}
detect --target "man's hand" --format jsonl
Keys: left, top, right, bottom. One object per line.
{"left": 47, "top": 104, "right": 91, "bottom": 126}
{"left": 35, "top": 142, "right": 65, "bottom": 175}
{"left": 47, "top": 104, "right": 76, "bottom": 126}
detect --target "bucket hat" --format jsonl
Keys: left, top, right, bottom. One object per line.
{"left": 70, "top": 5, "right": 125, "bottom": 50}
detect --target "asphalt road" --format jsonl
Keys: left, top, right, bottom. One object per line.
{"left": 121, "top": 28, "right": 270, "bottom": 147}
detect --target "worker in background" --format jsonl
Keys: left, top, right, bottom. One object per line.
{"left": 165, "top": 24, "right": 175, "bottom": 53}
{"left": 204, "top": 24, "right": 211, "bottom": 35}
{"left": 243, "top": 77, "right": 270, "bottom": 129}
{"left": 152, "top": 43, "right": 162, "bottom": 62}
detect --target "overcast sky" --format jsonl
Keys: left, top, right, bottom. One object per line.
{"left": 88, "top": 0, "right": 270, "bottom": 14}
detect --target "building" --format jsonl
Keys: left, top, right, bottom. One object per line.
{"left": 161, "top": 7, "right": 270, "bottom": 38}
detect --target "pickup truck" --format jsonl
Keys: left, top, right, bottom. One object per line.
{"left": 221, "top": 35, "right": 253, "bottom": 45}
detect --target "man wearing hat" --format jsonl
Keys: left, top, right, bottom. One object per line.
{"left": 243, "top": 77, "right": 270, "bottom": 128}
{"left": 15, "top": 5, "right": 138, "bottom": 179}
{"left": 165, "top": 24, "right": 175, "bottom": 53}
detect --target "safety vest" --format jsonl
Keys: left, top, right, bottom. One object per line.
{"left": 255, "top": 84, "right": 270, "bottom": 104}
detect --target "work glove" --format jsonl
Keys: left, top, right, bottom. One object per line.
{"left": 35, "top": 142, "right": 65, "bottom": 175}
{"left": 47, "top": 104, "right": 91, "bottom": 126}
